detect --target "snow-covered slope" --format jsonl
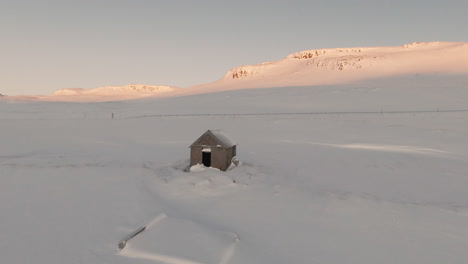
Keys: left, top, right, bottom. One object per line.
{"left": 188, "top": 42, "right": 468, "bottom": 94}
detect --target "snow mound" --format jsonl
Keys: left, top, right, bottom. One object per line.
{"left": 189, "top": 164, "right": 220, "bottom": 172}
{"left": 142, "top": 160, "right": 268, "bottom": 200}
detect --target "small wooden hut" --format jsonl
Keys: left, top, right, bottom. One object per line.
{"left": 189, "top": 130, "right": 237, "bottom": 171}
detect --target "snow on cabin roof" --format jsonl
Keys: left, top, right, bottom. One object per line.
{"left": 209, "top": 129, "right": 236, "bottom": 148}
{"left": 190, "top": 129, "right": 237, "bottom": 148}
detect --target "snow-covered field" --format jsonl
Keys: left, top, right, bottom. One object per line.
{"left": 1, "top": 77, "right": 468, "bottom": 263}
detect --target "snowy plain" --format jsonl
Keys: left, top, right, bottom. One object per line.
{"left": 1, "top": 42, "right": 468, "bottom": 264}
{"left": 2, "top": 77, "right": 468, "bottom": 264}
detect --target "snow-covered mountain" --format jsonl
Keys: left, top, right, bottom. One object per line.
{"left": 188, "top": 41, "right": 468, "bottom": 94}
{"left": 45, "top": 84, "right": 178, "bottom": 102}
{"left": 227, "top": 42, "right": 468, "bottom": 80}
{"left": 53, "top": 84, "right": 175, "bottom": 95}
{"left": 3, "top": 41, "right": 468, "bottom": 102}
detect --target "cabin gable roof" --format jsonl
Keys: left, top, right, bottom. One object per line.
{"left": 189, "top": 130, "right": 237, "bottom": 149}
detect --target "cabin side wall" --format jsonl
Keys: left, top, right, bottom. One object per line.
{"left": 226, "top": 146, "right": 237, "bottom": 169}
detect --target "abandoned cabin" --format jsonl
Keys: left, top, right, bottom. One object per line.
{"left": 189, "top": 130, "right": 237, "bottom": 171}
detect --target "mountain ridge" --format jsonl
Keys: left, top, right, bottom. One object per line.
{"left": 3, "top": 41, "right": 468, "bottom": 102}
{"left": 181, "top": 41, "right": 468, "bottom": 95}
{"left": 223, "top": 41, "right": 468, "bottom": 80}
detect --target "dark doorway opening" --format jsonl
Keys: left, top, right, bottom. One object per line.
{"left": 202, "top": 152, "right": 211, "bottom": 167}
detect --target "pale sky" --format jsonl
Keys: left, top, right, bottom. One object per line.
{"left": 1, "top": 0, "right": 467, "bottom": 95}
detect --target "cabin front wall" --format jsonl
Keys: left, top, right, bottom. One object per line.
{"left": 190, "top": 147, "right": 203, "bottom": 167}
{"left": 190, "top": 146, "right": 231, "bottom": 171}
{"left": 193, "top": 134, "right": 219, "bottom": 147}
